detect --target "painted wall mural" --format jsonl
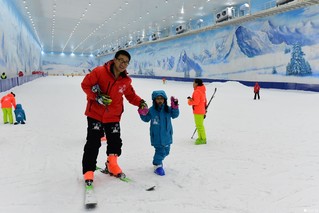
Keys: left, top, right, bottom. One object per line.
{"left": 0, "top": 0, "right": 41, "bottom": 78}
{"left": 42, "top": 53, "right": 98, "bottom": 75}
{"left": 99, "top": 4, "right": 319, "bottom": 85}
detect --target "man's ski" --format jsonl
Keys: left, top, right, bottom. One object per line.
{"left": 96, "top": 166, "right": 133, "bottom": 182}
{"left": 191, "top": 87, "right": 217, "bottom": 139}
{"left": 95, "top": 166, "right": 157, "bottom": 191}
{"left": 84, "top": 181, "right": 97, "bottom": 208}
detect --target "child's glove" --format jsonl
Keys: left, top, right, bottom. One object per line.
{"left": 138, "top": 107, "right": 149, "bottom": 116}
{"left": 96, "top": 94, "right": 112, "bottom": 106}
{"left": 170, "top": 96, "right": 179, "bottom": 109}
{"left": 138, "top": 99, "right": 149, "bottom": 116}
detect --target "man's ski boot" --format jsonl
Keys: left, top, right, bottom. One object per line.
{"left": 154, "top": 164, "right": 165, "bottom": 176}
{"left": 105, "top": 154, "right": 126, "bottom": 179}
{"left": 84, "top": 171, "right": 94, "bottom": 182}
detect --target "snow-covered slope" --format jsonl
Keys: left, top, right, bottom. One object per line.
{"left": 0, "top": 76, "right": 319, "bottom": 213}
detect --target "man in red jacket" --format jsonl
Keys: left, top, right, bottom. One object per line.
{"left": 254, "top": 82, "right": 260, "bottom": 100}
{"left": 81, "top": 50, "right": 147, "bottom": 186}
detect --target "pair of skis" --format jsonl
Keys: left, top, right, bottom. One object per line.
{"left": 84, "top": 166, "right": 156, "bottom": 208}
{"left": 191, "top": 87, "right": 217, "bottom": 139}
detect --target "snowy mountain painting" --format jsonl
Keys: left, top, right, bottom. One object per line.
{"left": 42, "top": 53, "right": 98, "bottom": 75}
{"left": 103, "top": 5, "right": 319, "bottom": 84}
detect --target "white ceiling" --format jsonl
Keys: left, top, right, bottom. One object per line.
{"left": 11, "top": 0, "right": 252, "bottom": 55}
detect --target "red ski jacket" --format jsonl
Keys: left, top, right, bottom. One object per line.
{"left": 81, "top": 60, "right": 142, "bottom": 123}
{"left": 254, "top": 83, "right": 260, "bottom": 93}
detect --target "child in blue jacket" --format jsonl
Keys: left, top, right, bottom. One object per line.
{"left": 14, "top": 104, "right": 26, "bottom": 125}
{"left": 138, "top": 90, "right": 179, "bottom": 176}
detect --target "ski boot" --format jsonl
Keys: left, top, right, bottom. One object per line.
{"left": 195, "top": 138, "right": 207, "bottom": 145}
{"left": 84, "top": 171, "right": 94, "bottom": 190}
{"left": 106, "top": 154, "right": 126, "bottom": 178}
{"left": 154, "top": 164, "right": 165, "bottom": 176}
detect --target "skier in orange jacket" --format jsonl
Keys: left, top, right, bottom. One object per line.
{"left": 188, "top": 79, "right": 207, "bottom": 145}
{"left": 1, "top": 92, "right": 16, "bottom": 124}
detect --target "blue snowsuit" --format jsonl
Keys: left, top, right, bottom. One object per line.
{"left": 139, "top": 90, "right": 179, "bottom": 166}
{"left": 14, "top": 104, "right": 26, "bottom": 124}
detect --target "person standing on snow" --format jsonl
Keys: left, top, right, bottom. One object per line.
{"left": 138, "top": 90, "right": 179, "bottom": 176}
{"left": 1, "top": 92, "right": 16, "bottom": 124}
{"left": 187, "top": 79, "right": 207, "bottom": 145}
{"left": 1, "top": 72, "right": 7, "bottom": 79}
{"left": 254, "top": 82, "right": 260, "bottom": 100}
{"left": 81, "top": 50, "right": 148, "bottom": 186}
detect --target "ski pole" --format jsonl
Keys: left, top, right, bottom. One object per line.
{"left": 191, "top": 128, "right": 197, "bottom": 139}
{"left": 190, "top": 87, "right": 217, "bottom": 139}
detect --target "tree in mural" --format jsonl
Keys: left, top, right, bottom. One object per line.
{"left": 272, "top": 66, "right": 277, "bottom": 74}
{"left": 286, "top": 43, "right": 312, "bottom": 76}
{"left": 167, "top": 56, "right": 175, "bottom": 70}
{"left": 138, "top": 64, "right": 143, "bottom": 75}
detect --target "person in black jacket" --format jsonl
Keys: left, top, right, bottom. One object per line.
{"left": 1, "top": 72, "right": 7, "bottom": 79}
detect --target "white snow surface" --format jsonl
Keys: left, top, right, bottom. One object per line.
{"left": 1, "top": 76, "right": 319, "bottom": 213}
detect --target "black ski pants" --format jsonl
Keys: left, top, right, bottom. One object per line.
{"left": 82, "top": 117, "right": 122, "bottom": 174}
{"left": 254, "top": 92, "right": 260, "bottom": 100}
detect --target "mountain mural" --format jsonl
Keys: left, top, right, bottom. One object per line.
{"left": 188, "top": 18, "right": 319, "bottom": 63}
{"left": 115, "top": 6, "right": 319, "bottom": 83}
{"left": 261, "top": 20, "right": 314, "bottom": 46}
{"left": 176, "top": 50, "right": 203, "bottom": 77}
{"left": 235, "top": 25, "right": 275, "bottom": 58}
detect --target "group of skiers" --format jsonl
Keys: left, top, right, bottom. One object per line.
{"left": 1, "top": 92, "right": 26, "bottom": 125}
{"left": 81, "top": 50, "right": 208, "bottom": 189}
